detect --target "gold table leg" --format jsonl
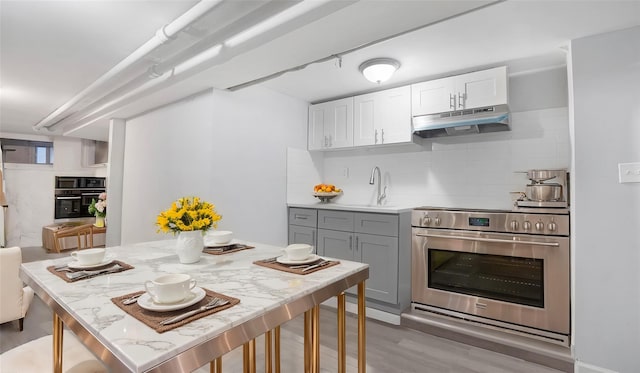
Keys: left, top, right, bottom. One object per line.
{"left": 248, "top": 339, "right": 256, "bottom": 373}
{"left": 274, "top": 326, "right": 281, "bottom": 373}
{"left": 243, "top": 343, "right": 249, "bottom": 373}
{"left": 53, "top": 313, "right": 63, "bottom": 373}
{"left": 304, "top": 310, "right": 311, "bottom": 373}
{"left": 210, "top": 357, "right": 222, "bottom": 373}
{"left": 242, "top": 340, "right": 256, "bottom": 373}
{"left": 337, "top": 292, "right": 346, "bottom": 373}
{"left": 53, "top": 312, "right": 64, "bottom": 373}
{"left": 358, "top": 281, "right": 366, "bottom": 373}
{"left": 312, "top": 305, "right": 320, "bottom": 373}
{"left": 265, "top": 330, "right": 272, "bottom": 373}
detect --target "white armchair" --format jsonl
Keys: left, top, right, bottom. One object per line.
{"left": 0, "top": 247, "right": 35, "bottom": 331}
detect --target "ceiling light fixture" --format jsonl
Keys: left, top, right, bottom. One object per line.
{"left": 359, "top": 58, "right": 400, "bottom": 84}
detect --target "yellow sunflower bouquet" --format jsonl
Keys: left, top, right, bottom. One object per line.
{"left": 156, "top": 196, "right": 221, "bottom": 234}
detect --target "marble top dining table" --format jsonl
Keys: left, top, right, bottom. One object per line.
{"left": 20, "top": 238, "right": 369, "bottom": 373}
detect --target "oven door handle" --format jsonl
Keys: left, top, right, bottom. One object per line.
{"left": 416, "top": 233, "right": 560, "bottom": 247}
{"left": 55, "top": 196, "right": 81, "bottom": 200}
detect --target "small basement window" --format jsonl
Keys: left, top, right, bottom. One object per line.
{"left": 1, "top": 138, "right": 54, "bottom": 165}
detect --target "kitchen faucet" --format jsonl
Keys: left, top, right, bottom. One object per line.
{"left": 369, "top": 166, "right": 387, "bottom": 205}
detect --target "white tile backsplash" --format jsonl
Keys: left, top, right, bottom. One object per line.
{"left": 286, "top": 107, "right": 570, "bottom": 210}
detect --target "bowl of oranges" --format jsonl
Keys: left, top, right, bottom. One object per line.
{"left": 313, "top": 184, "right": 342, "bottom": 203}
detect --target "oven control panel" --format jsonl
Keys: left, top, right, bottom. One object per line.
{"left": 411, "top": 208, "right": 569, "bottom": 236}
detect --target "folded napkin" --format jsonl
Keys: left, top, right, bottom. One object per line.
{"left": 203, "top": 243, "right": 254, "bottom": 255}
{"left": 111, "top": 288, "right": 240, "bottom": 333}
{"left": 253, "top": 257, "right": 340, "bottom": 275}
{"left": 47, "top": 260, "right": 134, "bottom": 283}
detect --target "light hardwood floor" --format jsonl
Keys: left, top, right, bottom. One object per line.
{"left": 1, "top": 247, "right": 564, "bottom": 372}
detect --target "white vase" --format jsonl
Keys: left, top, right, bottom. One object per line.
{"left": 176, "top": 231, "right": 204, "bottom": 264}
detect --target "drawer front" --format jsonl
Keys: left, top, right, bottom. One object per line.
{"left": 289, "top": 208, "right": 317, "bottom": 228}
{"left": 318, "top": 210, "right": 354, "bottom": 232}
{"left": 355, "top": 213, "right": 398, "bottom": 236}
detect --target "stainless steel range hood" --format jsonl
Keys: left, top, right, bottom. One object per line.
{"left": 413, "top": 104, "right": 510, "bottom": 138}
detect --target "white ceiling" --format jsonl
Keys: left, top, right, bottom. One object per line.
{"left": 1, "top": 1, "right": 639, "bottom": 141}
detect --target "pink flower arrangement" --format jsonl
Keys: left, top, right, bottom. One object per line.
{"left": 88, "top": 193, "right": 107, "bottom": 217}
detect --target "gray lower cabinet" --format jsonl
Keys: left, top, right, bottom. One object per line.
{"left": 288, "top": 208, "right": 317, "bottom": 251}
{"left": 317, "top": 228, "right": 353, "bottom": 260}
{"left": 313, "top": 209, "right": 405, "bottom": 308}
{"left": 289, "top": 206, "right": 411, "bottom": 316}
{"left": 356, "top": 233, "right": 398, "bottom": 304}
{"left": 318, "top": 228, "right": 398, "bottom": 304}
{"left": 288, "top": 225, "right": 316, "bottom": 249}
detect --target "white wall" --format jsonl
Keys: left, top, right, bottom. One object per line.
{"left": 569, "top": 26, "right": 640, "bottom": 373}
{"left": 286, "top": 147, "right": 324, "bottom": 205}
{"left": 0, "top": 133, "right": 105, "bottom": 247}
{"left": 121, "top": 86, "right": 308, "bottom": 246}
{"left": 121, "top": 91, "right": 215, "bottom": 244}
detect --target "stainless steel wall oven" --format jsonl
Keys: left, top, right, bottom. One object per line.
{"left": 411, "top": 207, "right": 570, "bottom": 345}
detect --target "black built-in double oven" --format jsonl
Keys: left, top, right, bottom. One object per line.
{"left": 54, "top": 176, "right": 106, "bottom": 219}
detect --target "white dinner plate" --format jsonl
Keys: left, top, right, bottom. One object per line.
{"left": 137, "top": 287, "right": 206, "bottom": 312}
{"left": 276, "top": 254, "right": 321, "bottom": 265}
{"left": 68, "top": 258, "right": 115, "bottom": 270}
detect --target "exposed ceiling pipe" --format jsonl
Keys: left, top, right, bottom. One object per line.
{"left": 61, "top": 0, "right": 341, "bottom": 136}
{"left": 32, "top": 0, "right": 225, "bottom": 131}
{"left": 63, "top": 44, "right": 226, "bottom": 135}
{"left": 49, "top": 0, "right": 288, "bottom": 131}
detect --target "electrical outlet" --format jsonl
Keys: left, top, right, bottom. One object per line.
{"left": 618, "top": 162, "right": 640, "bottom": 183}
{"left": 342, "top": 167, "right": 349, "bottom": 178}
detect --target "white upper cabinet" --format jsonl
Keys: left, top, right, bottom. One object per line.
{"left": 456, "top": 66, "right": 508, "bottom": 109}
{"left": 411, "top": 66, "right": 507, "bottom": 116}
{"left": 308, "top": 97, "right": 354, "bottom": 150}
{"left": 354, "top": 86, "right": 411, "bottom": 146}
{"left": 410, "top": 76, "right": 454, "bottom": 116}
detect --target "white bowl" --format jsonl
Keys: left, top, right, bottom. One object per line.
{"left": 207, "top": 230, "right": 233, "bottom": 244}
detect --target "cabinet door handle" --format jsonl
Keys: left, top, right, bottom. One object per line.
{"left": 295, "top": 215, "right": 308, "bottom": 220}
{"left": 312, "top": 230, "right": 316, "bottom": 248}
{"left": 355, "top": 236, "right": 359, "bottom": 251}
{"left": 458, "top": 92, "right": 466, "bottom": 109}
{"left": 381, "top": 128, "right": 385, "bottom": 144}
{"left": 349, "top": 235, "right": 353, "bottom": 250}
{"left": 374, "top": 129, "right": 378, "bottom": 144}
{"left": 449, "top": 94, "right": 456, "bottom": 109}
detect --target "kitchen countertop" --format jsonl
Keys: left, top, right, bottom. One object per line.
{"left": 288, "top": 202, "right": 417, "bottom": 214}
